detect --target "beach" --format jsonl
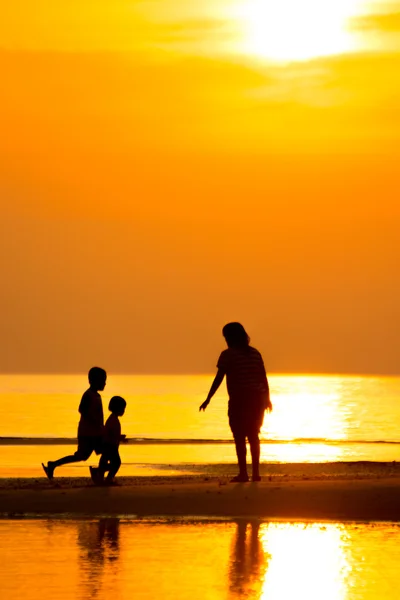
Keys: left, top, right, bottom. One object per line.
{"left": 2, "top": 375, "right": 400, "bottom": 522}
{"left": 2, "top": 462, "right": 400, "bottom": 521}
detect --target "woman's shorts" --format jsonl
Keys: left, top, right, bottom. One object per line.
{"left": 228, "top": 395, "right": 265, "bottom": 438}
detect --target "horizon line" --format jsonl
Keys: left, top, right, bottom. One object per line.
{"left": 0, "top": 371, "right": 399, "bottom": 378}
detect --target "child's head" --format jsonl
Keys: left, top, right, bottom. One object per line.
{"left": 88, "top": 367, "right": 107, "bottom": 391}
{"left": 222, "top": 322, "right": 250, "bottom": 348}
{"left": 108, "top": 395, "right": 126, "bottom": 417}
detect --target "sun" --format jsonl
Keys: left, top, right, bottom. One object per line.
{"left": 234, "top": 0, "right": 363, "bottom": 63}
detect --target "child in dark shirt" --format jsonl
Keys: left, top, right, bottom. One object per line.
{"left": 90, "top": 395, "right": 126, "bottom": 486}
{"left": 42, "top": 367, "right": 107, "bottom": 480}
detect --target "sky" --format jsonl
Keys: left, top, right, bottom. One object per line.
{"left": 1, "top": 0, "right": 400, "bottom": 374}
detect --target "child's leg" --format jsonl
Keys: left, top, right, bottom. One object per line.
{"left": 96, "top": 453, "right": 111, "bottom": 482}
{"left": 105, "top": 449, "right": 121, "bottom": 481}
{"left": 90, "top": 451, "right": 112, "bottom": 485}
{"left": 99, "top": 454, "right": 110, "bottom": 472}
{"left": 43, "top": 439, "right": 93, "bottom": 480}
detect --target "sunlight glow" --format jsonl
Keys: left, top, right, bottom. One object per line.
{"left": 262, "top": 376, "right": 346, "bottom": 441}
{"left": 234, "top": 0, "right": 363, "bottom": 62}
{"left": 260, "top": 442, "right": 344, "bottom": 463}
{"left": 260, "top": 376, "right": 348, "bottom": 462}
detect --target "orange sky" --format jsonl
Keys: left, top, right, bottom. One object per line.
{"left": 1, "top": 1, "right": 400, "bottom": 374}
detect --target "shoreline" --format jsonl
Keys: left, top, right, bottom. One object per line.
{"left": 1, "top": 460, "right": 400, "bottom": 480}
{"left": 3, "top": 437, "right": 400, "bottom": 445}
{"left": 2, "top": 471, "right": 400, "bottom": 521}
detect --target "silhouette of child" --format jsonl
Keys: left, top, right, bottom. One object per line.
{"left": 90, "top": 395, "right": 126, "bottom": 486}
{"left": 42, "top": 366, "right": 107, "bottom": 480}
{"left": 200, "top": 323, "right": 272, "bottom": 482}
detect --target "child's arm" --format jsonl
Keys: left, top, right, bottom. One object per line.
{"left": 199, "top": 369, "right": 225, "bottom": 411}
{"left": 78, "top": 391, "right": 91, "bottom": 417}
{"left": 104, "top": 418, "right": 122, "bottom": 446}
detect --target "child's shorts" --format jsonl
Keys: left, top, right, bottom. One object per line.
{"left": 76, "top": 435, "right": 103, "bottom": 459}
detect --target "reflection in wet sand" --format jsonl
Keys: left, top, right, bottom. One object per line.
{"left": 77, "top": 519, "right": 120, "bottom": 599}
{"left": 229, "top": 521, "right": 268, "bottom": 598}
{"left": 1, "top": 519, "right": 400, "bottom": 599}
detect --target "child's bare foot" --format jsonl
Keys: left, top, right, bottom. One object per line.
{"left": 42, "top": 462, "right": 54, "bottom": 480}
{"left": 89, "top": 466, "right": 97, "bottom": 483}
{"left": 89, "top": 466, "right": 104, "bottom": 485}
{"left": 104, "top": 479, "right": 119, "bottom": 486}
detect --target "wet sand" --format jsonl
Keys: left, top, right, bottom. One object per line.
{"left": 1, "top": 462, "right": 400, "bottom": 521}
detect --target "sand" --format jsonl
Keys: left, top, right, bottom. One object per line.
{"left": 1, "top": 462, "right": 400, "bottom": 521}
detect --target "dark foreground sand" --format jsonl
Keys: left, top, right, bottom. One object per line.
{"left": 1, "top": 462, "right": 400, "bottom": 521}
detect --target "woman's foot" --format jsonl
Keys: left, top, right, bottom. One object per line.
{"left": 252, "top": 475, "right": 261, "bottom": 482}
{"left": 42, "top": 462, "right": 54, "bottom": 480}
{"left": 230, "top": 474, "right": 249, "bottom": 483}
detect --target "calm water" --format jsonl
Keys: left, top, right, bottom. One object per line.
{"left": 1, "top": 374, "right": 400, "bottom": 476}
{"left": 1, "top": 518, "right": 400, "bottom": 599}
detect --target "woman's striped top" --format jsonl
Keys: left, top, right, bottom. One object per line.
{"left": 217, "top": 346, "right": 268, "bottom": 399}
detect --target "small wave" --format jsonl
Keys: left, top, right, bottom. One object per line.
{"left": 2, "top": 437, "right": 400, "bottom": 446}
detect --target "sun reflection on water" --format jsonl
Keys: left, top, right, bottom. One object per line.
{"left": 261, "top": 376, "right": 348, "bottom": 462}
{"left": 259, "top": 522, "right": 350, "bottom": 600}
{"left": 260, "top": 442, "right": 345, "bottom": 463}
{"left": 2, "top": 520, "right": 400, "bottom": 599}
{"left": 226, "top": 520, "right": 352, "bottom": 599}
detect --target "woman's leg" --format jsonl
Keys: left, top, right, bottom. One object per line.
{"left": 233, "top": 433, "right": 248, "bottom": 479}
{"left": 229, "top": 407, "right": 249, "bottom": 482}
{"left": 248, "top": 432, "right": 260, "bottom": 480}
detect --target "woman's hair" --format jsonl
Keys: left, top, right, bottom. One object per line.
{"left": 222, "top": 322, "right": 250, "bottom": 348}
{"left": 108, "top": 395, "right": 126, "bottom": 414}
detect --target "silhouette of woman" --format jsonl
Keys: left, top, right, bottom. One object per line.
{"left": 200, "top": 323, "right": 272, "bottom": 482}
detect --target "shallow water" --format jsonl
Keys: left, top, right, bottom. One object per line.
{"left": 1, "top": 519, "right": 400, "bottom": 599}
{"left": 1, "top": 374, "right": 400, "bottom": 475}
{"left": 2, "top": 441, "right": 400, "bottom": 479}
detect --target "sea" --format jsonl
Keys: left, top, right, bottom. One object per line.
{"left": 1, "top": 373, "right": 400, "bottom": 477}
{"left": 2, "top": 374, "right": 400, "bottom": 599}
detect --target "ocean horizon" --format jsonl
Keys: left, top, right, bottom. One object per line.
{"left": 1, "top": 374, "right": 400, "bottom": 477}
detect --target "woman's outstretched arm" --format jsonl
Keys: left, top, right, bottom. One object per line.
{"left": 199, "top": 369, "right": 225, "bottom": 411}
{"left": 264, "top": 377, "right": 273, "bottom": 412}
{"left": 261, "top": 359, "right": 272, "bottom": 412}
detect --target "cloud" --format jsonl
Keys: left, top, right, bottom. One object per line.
{"left": 153, "top": 18, "right": 236, "bottom": 45}
{"left": 351, "top": 11, "right": 400, "bottom": 32}
{"left": 0, "top": 0, "right": 235, "bottom": 53}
